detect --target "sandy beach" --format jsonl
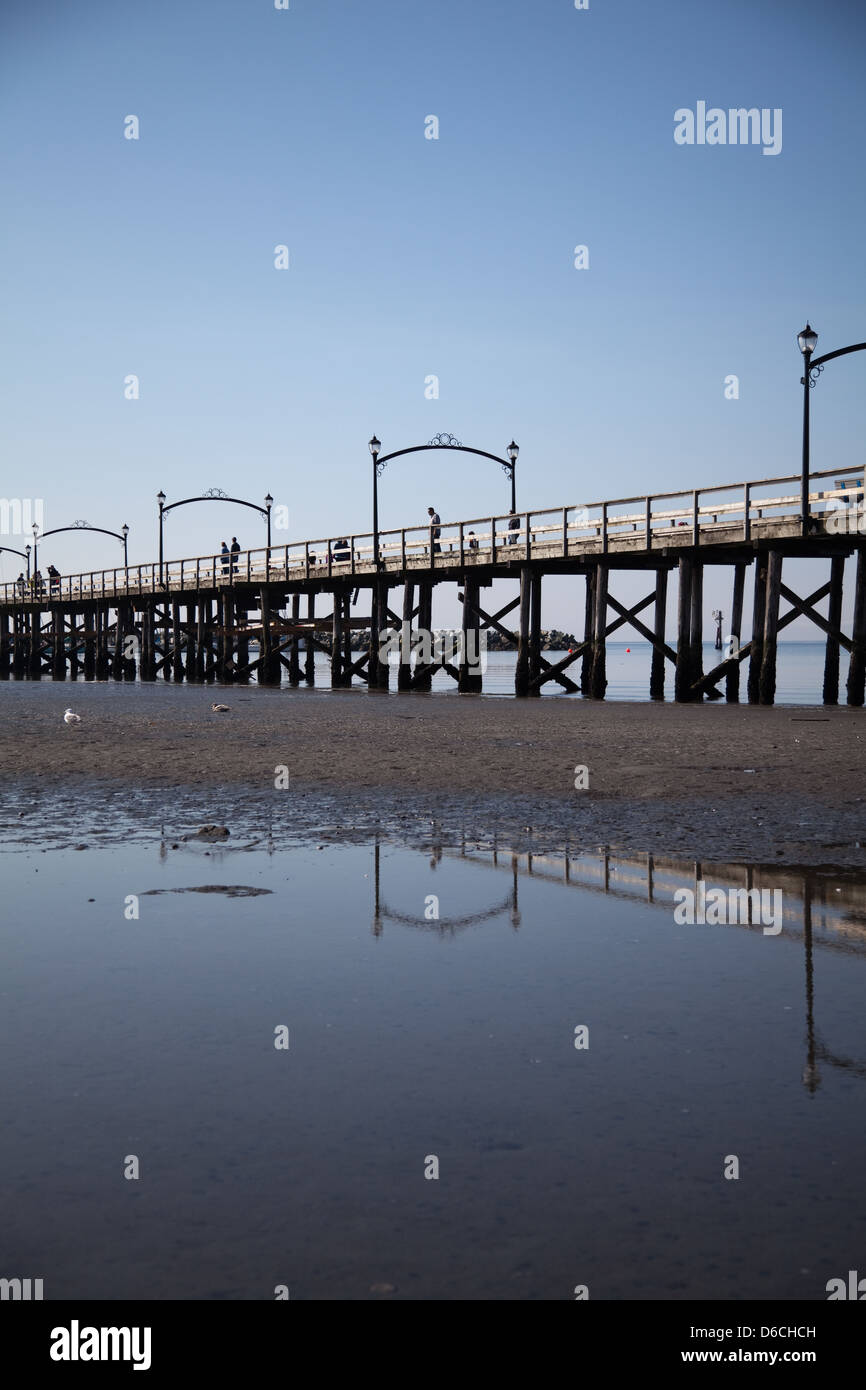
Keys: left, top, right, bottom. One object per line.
{"left": 0, "top": 682, "right": 863, "bottom": 865}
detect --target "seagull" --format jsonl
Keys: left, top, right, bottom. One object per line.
{"left": 211, "top": 703, "right": 231, "bottom": 713}
{"left": 63, "top": 709, "right": 81, "bottom": 724}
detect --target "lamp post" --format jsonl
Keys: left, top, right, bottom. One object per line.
{"left": 122, "top": 523, "right": 129, "bottom": 568}
{"left": 506, "top": 440, "right": 519, "bottom": 511}
{"left": 32, "top": 521, "right": 39, "bottom": 576}
{"left": 157, "top": 491, "right": 166, "bottom": 584}
{"left": 369, "top": 435, "right": 381, "bottom": 567}
{"left": 798, "top": 323, "right": 819, "bottom": 535}
{"left": 265, "top": 493, "right": 273, "bottom": 554}
{"left": 798, "top": 323, "right": 866, "bottom": 536}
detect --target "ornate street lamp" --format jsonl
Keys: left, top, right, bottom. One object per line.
{"left": 369, "top": 435, "right": 382, "bottom": 566}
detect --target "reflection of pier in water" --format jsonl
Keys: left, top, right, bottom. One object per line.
{"left": 369, "top": 830, "right": 866, "bottom": 1094}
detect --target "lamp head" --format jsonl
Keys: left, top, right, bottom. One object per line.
{"left": 157, "top": 490, "right": 166, "bottom": 506}
{"left": 798, "top": 323, "right": 818, "bottom": 356}
{"left": 507, "top": 439, "right": 519, "bottom": 463}
{"left": 369, "top": 435, "right": 381, "bottom": 457}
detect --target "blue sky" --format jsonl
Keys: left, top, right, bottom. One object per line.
{"left": 1, "top": 0, "right": 864, "bottom": 630}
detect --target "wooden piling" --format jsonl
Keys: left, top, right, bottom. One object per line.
{"left": 847, "top": 547, "right": 866, "bottom": 707}
{"left": 288, "top": 594, "right": 301, "bottom": 685}
{"left": 0, "top": 611, "right": 10, "bottom": 679}
{"left": 689, "top": 561, "right": 704, "bottom": 699}
{"left": 51, "top": 607, "right": 66, "bottom": 680}
{"left": 674, "top": 557, "right": 693, "bottom": 702}
{"left": 342, "top": 592, "right": 352, "bottom": 686}
{"left": 397, "top": 581, "right": 414, "bottom": 691}
{"left": 83, "top": 605, "right": 96, "bottom": 680}
{"left": 184, "top": 603, "right": 197, "bottom": 681}
{"left": 331, "top": 586, "right": 344, "bottom": 688}
{"left": 747, "top": 560, "right": 766, "bottom": 704}
{"left": 528, "top": 570, "right": 542, "bottom": 697}
{"left": 458, "top": 575, "right": 482, "bottom": 693}
{"left": 515, "top": 566, "right": 532, "bottom": 697}
{"left": 758, "top": 549, "right": 783, "bottom": 706}
{"left": 236, "top": 600, "right": 250, "bottom": 684}
{"left": 305, "top": 593, "right": 315, "bottom": 685}
{"left": 580, "top": 569, "right": 594, "bottom": 695}
{"left": 590, "top": 563, "right": 608, "bottom": 699}
{"left": 171, "top": 601, "right": 184, "bottom": 681}
{"left": 649, "top": 568, "right": 667, "bottom": 699}
{"left": 726, "top": 562, "right": 746, "bottom": 703}
{"left": 415, "top": 581, "right": 433, "bottom": 692}
{"left": 822, "top": 555, "right": 845, "bottom": 705}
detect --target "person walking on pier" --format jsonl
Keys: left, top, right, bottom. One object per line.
{"left": 507, "top": 509, "right": 520, "bottom": 545}
{"left": 15, "top": 572, "right": 25, "bottom": 595}
{"left": 220, "top": 541, "right": 230, "bottom": 575}
{"left": 47, "top": 564, "right": 61, "bottom": 594}
{"left": 427, "top": 506, "right": 441, "bottom": 556}
{"left": 230, "top": 537, "right": 240, "bottom": 573}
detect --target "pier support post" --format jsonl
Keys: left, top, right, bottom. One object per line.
{"left": 83, "top": 606, "right": 96, "bottom": 681}
{"left": 689, "top": 561, "right": 704, "bottom": 699}
{"left": 112, "top": 602, "right": 125, "bottom": 679}
{"left": 305, "top": 593, "right": 315, "bottom": 685}
{"left": 415, "top": 581, "right": 433, "bottom": 691}
{"left": 184, "top": 603, "right": 197, "bottom": 682}
{"left": 398, "top": 580, "right": 414, "bottom": 691}
{"left": 822, "top": 555, "right": 845, "bottom": 705}
{"left": 747, "top": 560, "right": 766, "bottom": 704}
{"left": 140, "top": 606, "right": 152, "bottom": 681}
{"left": 458, "top": 575, "right": 483, "bottom": 692}
{"left": 590, "top": 563, "right": 608, "bottom": 698}
{"left": 515, "top": 566, "right": 531, "bottom": 697}
{"left": 331, "top": 586, "right": 344, "bottom": 688}
{"left": 758, "top": 549, "right": 783, "bottom": 706}
{"left": 288, "top": 594, "right": 301, "bottom": 685}
{"left": 726, "top": 562, "right": 746, "bottom": 702}
{"left": 342, "top": 592, "right": 353, "bottom": 686}
{"left": 0, "top": 611, "right": 10, "bottom": 679}
{"left": 528, "top": 570, "right": 542, "bottom": 697}
{"left": 649, "top": 568, "right": 668, "bottom": 699}
{"left": 236, "top": 600, "right": 250, "bottom": 684}
{"left": 12, "top": 610, "right": 26, "bottom": 679}
{"left": 847, "top": 547, "right": 866, "bottom": 706}
{"left": 375, "top": 580, "right": 390, "bottom": 689}
{"left": 52, "top": 606, "right": 66, "bottom": 680}
{"left": 580, "top": 569, "right": 594, "bottom": 695}
{"left": 674, "top": 557, "right": 693, "bottom": 702}
{"left": 171, "top": 601, "right": 184, "bottom": 681}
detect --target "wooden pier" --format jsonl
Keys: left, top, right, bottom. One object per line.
{"left": 2, "top": 464, "right": 865, "bottom": 704}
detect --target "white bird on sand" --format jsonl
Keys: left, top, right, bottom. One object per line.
{"left": 211, "top": 703, "right": 231, "bottom": 713}
{"left": 63, "top": 708, "right": 81, "bottom": 724}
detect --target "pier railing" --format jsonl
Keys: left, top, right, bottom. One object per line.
{"left": 3, "top": 464, "right": 863, "bottom": 605}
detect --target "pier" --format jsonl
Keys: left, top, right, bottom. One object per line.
{"left": 2, "top": 462, "right": 865, "bottom": 704}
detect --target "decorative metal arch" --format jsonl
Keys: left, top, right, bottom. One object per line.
{"left": 375, "top": 435, "right": 517, "bottom": 490}
{"left": 31, "top": 521, "right": 129, "bottom": 571}
{"left": 157, "top": 489, "right": 273, "bottom": 584}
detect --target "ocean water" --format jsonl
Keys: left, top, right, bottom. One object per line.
{"left": 1, "top": 823, "right": 864, "bottom": 1300}
{"left": 26, "top": 640, "right": 848, "bottom": 705}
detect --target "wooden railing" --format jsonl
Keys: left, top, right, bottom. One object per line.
{"left": 3, "top": 464, "right": 863, "bottom": 606}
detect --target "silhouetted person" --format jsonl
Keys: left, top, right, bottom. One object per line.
{"left": 427, "top": 506, "right": 441, "bottom": 555}
{"left": 220, "top": 541, "right": 230, "bottom": 574}
{"left": 230, "top": 537, "right": 240, "bottom": 573}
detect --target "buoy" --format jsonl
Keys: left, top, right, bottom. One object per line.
{"left": 626, "top": 648, "right": 630, "bottom": 653}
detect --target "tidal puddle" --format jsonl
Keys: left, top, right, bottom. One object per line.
{"left": 1, "top": 830, "right": 864, "bottom": 1300}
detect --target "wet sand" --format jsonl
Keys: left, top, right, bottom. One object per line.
{"left": 1, "top": 682, "right": 864, "bottom": 865}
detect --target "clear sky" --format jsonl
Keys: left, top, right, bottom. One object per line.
{"left": 1, "top": 0, "right": 864, "bottom": 632}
